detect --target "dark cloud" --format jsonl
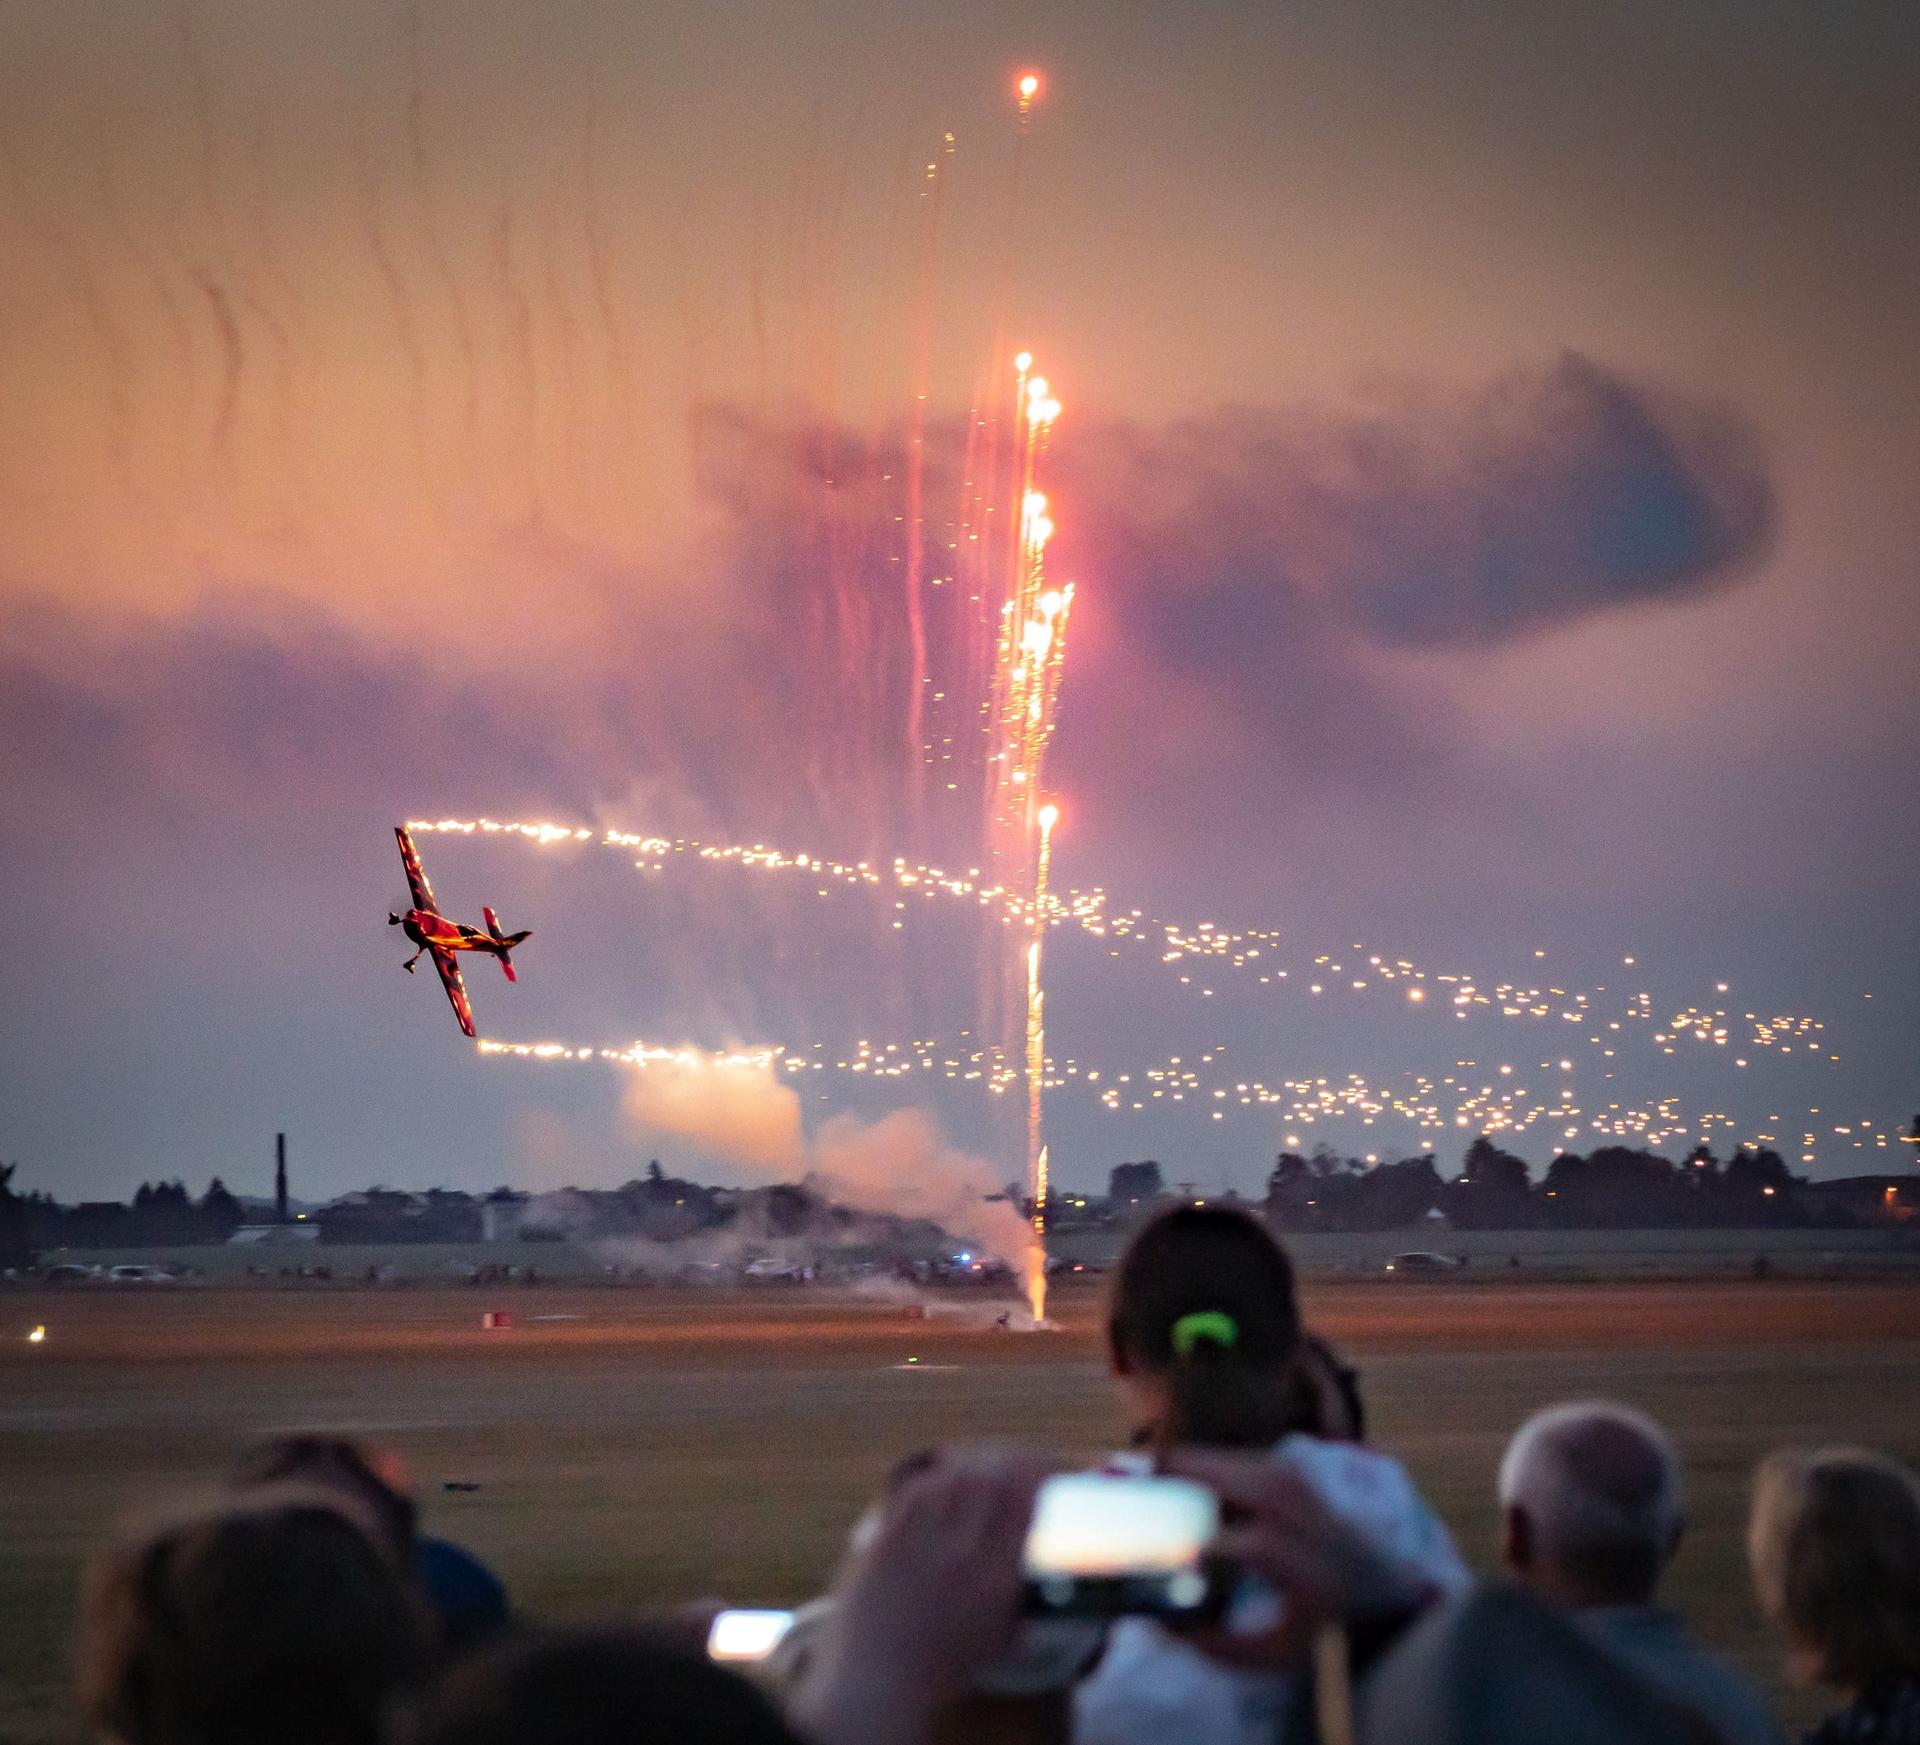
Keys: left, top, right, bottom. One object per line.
{"left": 0, "top": 597, "right": 625, "bottom": 845}
{"left": 1060, "top": 351, "right": 1775, "bottom": 654}
{"left": 1, "top": 355, "right": 1775, "bottom": 885}
{"left": 689, "top": 353, "right": 1776, "bottom": 850}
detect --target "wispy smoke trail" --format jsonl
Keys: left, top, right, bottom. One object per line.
{"left": 174, "top": 1, "right": 228, "bottom": 254}
{"left": 95, "top": 161, "right": 195, "bottom": 377}
{"left": 405, "top": 0, "right": 478, "bottom": 442}
{"left": 578, "top": 91, "right": 637, "bottom": 475}
{"left": 354, "top": 106, "right": 431, "bottom": 484}
{"left": 191, "top": 271, "right": 245, "bottom": 455}
{"left": 243, "top": 122, "right": 312, "bottom": 477}
{"left": 175, "top": 0, "right": 262, "bottom": 456}
{"left": 538, "top": 204, "right": 584, "bottom": 493}
{"left": 0, "top": 125, "right": 138, "bottom": 483}
{"left": 491, "top": 203, "right": 541, "bottom": 516}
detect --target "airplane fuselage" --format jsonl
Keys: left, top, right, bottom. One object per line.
{"left": 400, "top": 907, "right": 506, "bottom": 956}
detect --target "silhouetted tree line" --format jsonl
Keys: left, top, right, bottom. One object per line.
{"left": 0, "top": 1170, "right": 247, "bottom": 1260}
{"left": 4, "top": 1125, "right": 1911, "bottom": 1267}
{"left": 1259, "top": 1137, "right": 1829, "bottom": 1233}
{"left": 318, "top": 1187, "right": 484, "bottom": 1245}
{"left": 0, "top": 1156, "right": 948, "bottom": 1260}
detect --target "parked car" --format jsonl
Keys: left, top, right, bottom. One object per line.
{"left": 742, "top": 1257, "right": 806, "bottom": 1282}
{"left": 41, "top": 1263, "right": 102, "bottom": 1284}
{"left": 1383, "top": 1250, "right": 1465, "bottom": 1275}
{"left": 105, "top": 1264, "right": 178, "bottom": 1284}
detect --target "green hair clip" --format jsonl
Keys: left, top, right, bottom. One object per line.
{"left": 1169, "top": 1310, "right": 1239, "bottom": 1357}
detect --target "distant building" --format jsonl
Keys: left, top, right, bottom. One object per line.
{"left": 1798, "top": 1175, "right": 1916, "bottom": 1226}
{"left": 481, "top": 1189, "right": 530, "bottom": 1243}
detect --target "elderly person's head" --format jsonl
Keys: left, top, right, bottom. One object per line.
{"left": 78, "top": 1491, "right": 427, "bottom": 1745}
{"left": 1748, "top": 1448, "right": 1920, "bottom": 1695}
{"left": 1498, "top": 1402, "right": 1683, "bottom": 1608}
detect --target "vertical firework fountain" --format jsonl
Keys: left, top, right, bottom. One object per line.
{"left": 987, "top": 358, "right": 1072, "bottom": 1321}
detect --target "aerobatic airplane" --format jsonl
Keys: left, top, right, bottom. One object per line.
{"left": 388, "top": 825, "right": 531, "bottom": 1038}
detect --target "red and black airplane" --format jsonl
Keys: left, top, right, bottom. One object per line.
{"left": 388, "top": 825, "right": 531, "bottom": 1038}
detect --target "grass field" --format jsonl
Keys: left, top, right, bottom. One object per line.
{"left": 5, "top": 1276, "right": 1919, "bottom": 1743}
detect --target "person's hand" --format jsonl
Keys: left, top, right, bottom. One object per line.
{"left": 791, "top": 1446, "right": 1050, "bottom": 1745}
{"left": 1161, "top": 1446, "right": 1386, "bottom": 1671}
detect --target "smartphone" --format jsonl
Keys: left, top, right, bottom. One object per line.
{"left": 1022, "top": 1472, "right": 1223, "bottom": 1619}
{"left": 706, "top": 1609, "right": 797, "bottom": 1663}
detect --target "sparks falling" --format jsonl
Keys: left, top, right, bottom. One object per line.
{"left": 988, "top": 360, "right": 1072, "bottom": 1323}
{"left": 411, "top": 814, "right": 1898, "bottom": 1173}
{"left": 1026, "top": 801, "right": 1060, "bottom": 1320}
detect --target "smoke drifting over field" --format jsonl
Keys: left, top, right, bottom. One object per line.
{"left": 622, "top": 1051, "right": 1027, "bottom": 1266}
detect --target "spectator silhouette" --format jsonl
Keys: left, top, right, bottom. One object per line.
{"left": 1360, "top": 1583, "right": 1718, "bottom": 1745}
{"left": 231, "top": 1435, "right": 508, "bottom": 1653}
{"left": 1077, "top": 1207, "right": 1463, "bottom": 1745}
{"left": 78, "top": 1491, "right": 427, "bottom": 1745}
{"left": 1500, "top": 1401, "right": 1776, "bottom": 1744}
{"left": 1749, "top": 1448, "right": 1920, "bottom": 1745}
{"left": 397, "top": 1627, "right": 803, "bottom": 1745}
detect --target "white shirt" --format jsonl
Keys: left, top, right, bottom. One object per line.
{"left": 1072, "top": 1436, "right": 1470, "bottom": 1745}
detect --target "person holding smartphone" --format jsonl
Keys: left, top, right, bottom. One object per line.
{"left": 1072, "top": 1206, "right": 1468, "bottom": 1745}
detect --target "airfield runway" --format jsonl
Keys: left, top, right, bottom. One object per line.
{"left": 4, "top": 1277, "right": 1919, "bottom": 1742}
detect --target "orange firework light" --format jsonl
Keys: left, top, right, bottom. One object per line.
{"left": 410, "top": 816, "right": 1885, "bottom": 1169}
{"left": 1016, "top": 70, "right": 1043, "bottom": 111}
{"left": 988, "top": 356, "right": 1073, "bottom": 1323}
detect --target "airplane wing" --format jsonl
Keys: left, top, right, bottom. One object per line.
{"left": 394, "top": 825, "right": 438, "bottom": 914}
{"left": 431, "top": 947, "right": 476, "bottom": 1039}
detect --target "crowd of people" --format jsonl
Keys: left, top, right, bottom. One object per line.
{"left": 73, "top": 1208, "right": 1920, "bottom": 1745}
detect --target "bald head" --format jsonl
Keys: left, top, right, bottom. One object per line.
{"left": 1499, "top": 1402, "right": 1683, "bottom": 1608}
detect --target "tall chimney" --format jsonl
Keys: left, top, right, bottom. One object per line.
{"left": 274, "top": 1133, "right": 288, "bottom": 1224}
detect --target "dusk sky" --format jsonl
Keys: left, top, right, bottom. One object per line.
{"left": 3, "top": 0, "right": 1915, "bottom": 1208}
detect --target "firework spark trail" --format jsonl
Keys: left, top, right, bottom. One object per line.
{"left": 980, "top": 350, "right": 1031, "bottom": 863}
{"left": 981, "top": 72, "right": 1043, "bottom": 576}
{"left": 1025, "top": 801, "right": 1059, "bottom": 1318}
{"left": 979, "top": 357, "right": 1073, "bottom": 1313}
{"left": 771, "top": 134, "right": 889, "bottom": 841}
{"left": 903, "top": 130, "right": 956, "bottom": 841}
{"left": 407, "top": 816, "right": 1893, "bottom": 1169}
{"left": 405, "top": 818, "right": 1833, "bottom": 1058}
{"left": 1004, "top": 370, "right": 1071, "bottom": 1320}
{"left": 473, "top": 1020, "right": 1892, "bottom": 1166}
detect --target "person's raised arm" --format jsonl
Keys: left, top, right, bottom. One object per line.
{"left": 789, "top": 1448, "right": 1047, "bottom": 1745}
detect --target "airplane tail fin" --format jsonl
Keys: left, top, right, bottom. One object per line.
{"left": 482, "top": 908, "right": 530, "bottom": 981}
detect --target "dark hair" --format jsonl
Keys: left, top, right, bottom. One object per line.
{"left": 1108, "top": 1206, "right": 1307, "bottom": 1449}
{"left": 398, "top": 1628, "right": 805, "bottom": 1745}
{"left": 230, "top": 1436, "right": 417, "bottom": 1562}
{"left": 79, "top": 1497, "right": 428, "bottom": 1745}
{"left": 1303, "top": 1335, "right": 1367, "bottom": 1443}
